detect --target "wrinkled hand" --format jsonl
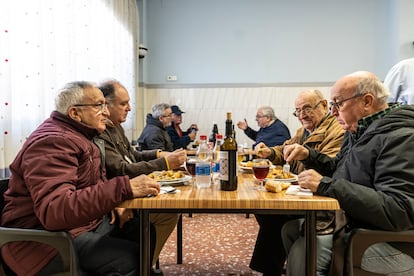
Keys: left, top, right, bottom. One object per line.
{"left": 254, "top": 142, "right": 271, "bottom": 158}
{"left": 297, "top": 169, "right": 323, "bottom": 192}
{"left": 129, "top": 174, "right": 160, "bottom": 198}
{"left": 110, "top": 207, "right": 134, "bottom": 228}
{"left": 283, "top": 143, "right": 309, "bottom": 162}
{"left": 165, "top": 149, "right": 187, "bottom": 169}
{"left": 237, "top": 119, "right": 248, "bottom": 130}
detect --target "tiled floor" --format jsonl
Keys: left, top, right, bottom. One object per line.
{"left": 158, "top": 213, "right": 263, "bottom": 276}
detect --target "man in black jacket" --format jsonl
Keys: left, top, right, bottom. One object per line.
{"left": 282, "top": 71, "right": 414, "bottom": 275}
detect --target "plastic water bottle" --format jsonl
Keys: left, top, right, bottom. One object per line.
{"left": 196, "top": 135, "right": 211, "bottom": 188}
{"left": 212, "top": 134, "right": 223, "bottom": 185}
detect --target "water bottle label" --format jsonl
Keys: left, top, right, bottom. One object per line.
{"left": 196, "top": 162, "right": 211, "bottom": 175}
{"left": 212, "top": 161, "right": 220, "bottom": 173}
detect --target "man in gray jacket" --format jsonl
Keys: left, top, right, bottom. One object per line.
{"left": 282, "top": 71, "right": 414, "bottom": 275}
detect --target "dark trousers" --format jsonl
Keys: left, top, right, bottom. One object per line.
{"left": 38, "top": 215, "right": 156, "bottom": 276}
{"left": 250, "top": 214, "right": 300, "bottom": 276}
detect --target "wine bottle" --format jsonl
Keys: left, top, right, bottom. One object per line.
{"left": 208, "top": 123, "right": 218, "bottom": 147}
{"left": 219, "top": 112, "right": 238, "bottom": 191}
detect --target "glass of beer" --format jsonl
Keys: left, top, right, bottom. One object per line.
{"left": 237, "top": 145, "right": 245, "bottom": 164}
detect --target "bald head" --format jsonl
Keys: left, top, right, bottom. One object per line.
{"left": 347, "top": 70, "right": 379, "bottom": 80}
{"left": 332, "top": 72, "right": 377, "bottom": 98}
{"left": 330, "top": 71, "right": 390, "bottom": 132}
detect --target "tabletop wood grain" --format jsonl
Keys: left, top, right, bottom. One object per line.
{"left": 119, "top": 173, "right": 340, "bottom": 211}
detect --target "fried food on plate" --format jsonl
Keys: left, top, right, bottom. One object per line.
{"left": 148, "top": 170, "right": 185, "bottom": 181}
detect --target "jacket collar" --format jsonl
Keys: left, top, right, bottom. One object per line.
{"left": 51, "top": 111, "right": 100, "bottom": 140}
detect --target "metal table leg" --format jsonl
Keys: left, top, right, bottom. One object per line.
{"left": 305, "top": 211, "right": 317, "bottom": 276}
{"left": 139, "top": 209, "right": 151, "bottom": 276}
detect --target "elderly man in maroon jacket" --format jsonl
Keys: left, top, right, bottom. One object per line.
{"left": 1, "top": 81, "right": 159, "bottom": 275}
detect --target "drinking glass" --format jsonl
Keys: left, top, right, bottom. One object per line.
{"left": 252, "top": 159, "right": 270, "bottom": 190}
{"left": 185, "top": 158, "right": 197, "bottom": 184}
{"left": 237, "top": 145, "right": 245, "bottom": 164}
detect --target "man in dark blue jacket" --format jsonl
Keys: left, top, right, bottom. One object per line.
{"left": 237, "top": 106, "right": 290, "bottom": 148}
{"left": 138, "top": 103, "right": 174, "bottom": 152}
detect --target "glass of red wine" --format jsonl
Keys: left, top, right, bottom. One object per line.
{"left": 185, "top": 158, "right": 197, "bottom": 184}
{"left": 252, "top": 159, "right": 270, "bottom": 190}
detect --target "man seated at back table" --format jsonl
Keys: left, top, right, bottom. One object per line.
{"left": 139, "top": 103, "right": 174, "bottom": 152}
{"left": 282, "top": 71, "right": 414, "bottom": 275}
{"left": 166, "top": 105, "right": 198, "bottom": 150}
{"left": 250, "top": 90, "right": 345, "bottom": 276}
{"left": 237, "top": 106, "right": 291, "bottom": 148}
{"left": 98, "top": 79, "right": 186, "bottom": 275}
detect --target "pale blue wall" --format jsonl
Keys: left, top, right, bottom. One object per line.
{"left": 139, "top": 0, "right": 413, "bottom": 85}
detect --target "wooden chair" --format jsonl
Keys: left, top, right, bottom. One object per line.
{"left": 345, "top": 228, "right": 414, "bottom": 276}
{"left": 0, "top": 178, "right": 82, "bottom": 275}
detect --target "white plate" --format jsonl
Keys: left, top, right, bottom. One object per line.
{"left": 239, "top": 163, "right": 276, "bottom": 171}
{"left": 158, "top": 175, "right": 192, "bottom": 186}
{"left": 239, "top": 165, "right": 253, "bottom": 171}
{"left": 265, "top": 174, "right": 298, "bottom": 182}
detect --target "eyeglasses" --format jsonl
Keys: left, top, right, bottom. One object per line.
{"left": 329, "top": 94, "right": 364, "bottom": 111}
{"left": 256, "top": 115, "right": 267, "bottom": 119}
{"left": 73, "top": 103, "right": 108, "bottom": 113}
{"left": 162, "top": 113, "right": 172, "bottom": 118}
{"left": 293, "top": 100, "right": 322, "bottom": 117}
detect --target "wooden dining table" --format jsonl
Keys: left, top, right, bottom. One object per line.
{"left": 119, "top": 172, "right": 340, "bottom": 276}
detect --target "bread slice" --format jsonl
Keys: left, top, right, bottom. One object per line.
{"left": 265, "top": 180, "right": 291, "bottom": 193}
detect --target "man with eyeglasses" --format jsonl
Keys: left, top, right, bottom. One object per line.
{"left": 1, "top": 81, "right": 160, "bottom": 275}
{"left": 138, "top": 103, "right": 174, "bottom": 151}
{"left": 248, "top": 90, "right": 345, "bottom": 276}
{"left": 98, "top": 80, "right": 186, "bottom": 275}
{"left": 282, "top": 71, "right": 414, "bottom": 275}
{"left": 237, "top": 106, "right": 291, "bottom": 148}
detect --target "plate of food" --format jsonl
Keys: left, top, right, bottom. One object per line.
{"left": 239, "top": 161, "right": 275, "bottom": 171}
{"left": 148, "top": 170, "right": 192, "bottom": 186}
{"left": 239, "top": 161, "right": 253, "bottom": 171}
{"left": 265, "top": 167, "right": 298, "bottom": 182}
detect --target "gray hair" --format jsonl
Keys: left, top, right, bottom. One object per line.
{"left": 259, "top": 106, "right": 276, "bottom": 120}
{"left": 152, "top": 103, "right": 170, "bottom": 118}
{"left": 55, "top": 81, "right": 95, "bottom": 115}
{"left": 98, "top": 78, "right": 122, "bottom": 104}
{"left": 356, "top": 78, "right": 390, "bottom": 105}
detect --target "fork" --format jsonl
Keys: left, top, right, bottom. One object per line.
{"left": 282, "top": 163, "right": 290, "bottom": 177}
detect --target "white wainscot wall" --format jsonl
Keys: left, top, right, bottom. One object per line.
{"left": 135, "top": 84, "right": 332, "bottom": 147}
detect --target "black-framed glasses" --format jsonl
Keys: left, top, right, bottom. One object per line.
{"left": 329, "top": 94, "right": 364, "bottom": 111}
{"left": 73, "top": 103, "right": 108, "bottom": 113}
{"left": 293, "top": 100, "right": 322, "bottom": 117}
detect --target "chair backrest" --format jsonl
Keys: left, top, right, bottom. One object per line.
{"left": 0, "top": 177, "right": 82, "bottom": 275}
{"left": 0, "top": 178, "right": 9, "bottom": 224}
{"left": 0, "top": 178, "right": 14, "bottom": 275}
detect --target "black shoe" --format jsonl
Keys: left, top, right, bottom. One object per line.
{"left": 151, "top": 268, "right": 164, "bottom": 276}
